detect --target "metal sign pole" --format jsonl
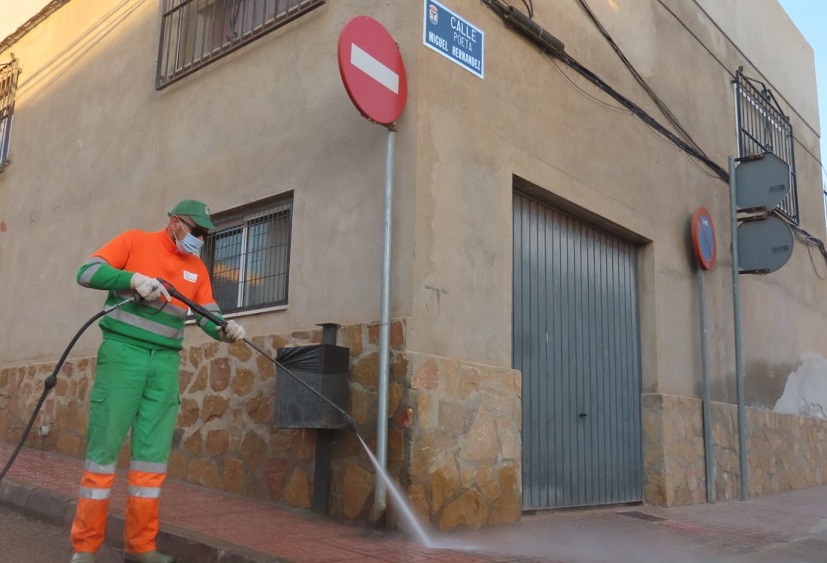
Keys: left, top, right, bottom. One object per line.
{"left": 729, "top": 156, "right": 748, "bottom": 500}
{"left": 698, "top": 268, "right": 715, "bottom": 502}
{"left": 374, "top": 127, "right": 395, "bottom": 513}
{"left": 691, "top": 206, "right": 717, "bottom": 503}
{"left": 337, "top": 16, "right": 407, "bottom": 520}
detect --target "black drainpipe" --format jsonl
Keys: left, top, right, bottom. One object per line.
{"left": 312, "top": 323, "right": 340, "bottom": 514}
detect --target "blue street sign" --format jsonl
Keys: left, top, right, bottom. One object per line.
{"left": 691, "top": 208, "right": 717, "bottom": 270}
{"left": 423, "top": 0, "right": 484, "bottom": 79}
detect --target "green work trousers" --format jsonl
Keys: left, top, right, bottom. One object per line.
{"left": 86, "top": 339, "right": 181, "bottom": 465}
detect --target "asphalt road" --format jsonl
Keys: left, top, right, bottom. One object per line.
{"left": 0, "top": 504, "right": 124, "bottom": 563}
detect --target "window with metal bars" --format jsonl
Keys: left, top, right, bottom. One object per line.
{"left": 733, "top": 68, "right": 798, "bottom": 223}
{"left": 202, "top": 195, "right": 292, "bottom": 313}
{"left": 156, "top": 0, "right": 325, "bottom": 89}
{"left": 0, "top": 56, "right": 21, "bottom": 173}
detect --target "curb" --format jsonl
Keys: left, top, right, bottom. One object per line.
{"left": 0, "top": 478, "right": 288, "bottom": 563}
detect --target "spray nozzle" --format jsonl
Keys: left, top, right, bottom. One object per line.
{"left": 343, "top": 413, "right": 358, "bottom": 432}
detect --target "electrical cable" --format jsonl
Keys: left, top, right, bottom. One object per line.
{"left": 545, "top": 54, "right": 628, "bottom": 112}
{"left": 767, "top": 209, "right": 827, "bottom": 278}
{"left": 0, "top": 296, "right": 136, "bottom": 483}
{"left": 805, "top": 242, "right": 827, "bottom": 281}
{"left": 544, "top": 49, "right": 724, "bottom": 180}
{"left": 482, "top": 0, "right": 827, "bottom": 272}
{"left": 557, "top": 52, "right": 729, "bottom": 180}
{"left": 574, "top": 0, "right": 706, "bottom": 157}
{"left": 480, "top": 0, "right": 729, "bottom": 181}
{"left": 545, "top": 44, "right": 731, "bottom": 181}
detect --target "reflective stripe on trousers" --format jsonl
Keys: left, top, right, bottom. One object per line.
{"left": 125, "top": 469, "right": 167, "bottom": 553}
{"left": 70, "top": 469, "right": 115, "bottom": 553}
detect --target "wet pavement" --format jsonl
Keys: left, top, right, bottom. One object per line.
{"left": 1, "top": 442, "right": 826, "bottom": 562}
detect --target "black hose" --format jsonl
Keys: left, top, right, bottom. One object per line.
{"left": 158, "top": 279, "right": 357, "bottom": 431}
{"left": 0, "top": 296, "right": 136, "bottom": 483}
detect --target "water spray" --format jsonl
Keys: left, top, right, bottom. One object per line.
{"left": 158, "top": 280, "right": 434, "bottom": 541}
{"left": 1, "top": 282, "right": 434, "bottom": 547}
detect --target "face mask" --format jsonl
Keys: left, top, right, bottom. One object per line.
{"left": 175, "top": 229, "right": 204, "bottom": 256}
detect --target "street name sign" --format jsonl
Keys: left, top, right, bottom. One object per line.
{"left": 423, "top": 0, "right": 484, "bottom": 78}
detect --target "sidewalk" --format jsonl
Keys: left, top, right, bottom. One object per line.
{"left": 1, "top": 441, "right": 827, "bottom": 562}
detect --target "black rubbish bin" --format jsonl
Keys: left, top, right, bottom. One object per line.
{"left": 273, "top": 343, "right": 350, "bottom": 429}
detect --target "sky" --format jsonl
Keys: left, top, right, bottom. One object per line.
{"left": 777, "top": 0, "right": 827, "bottom": 178}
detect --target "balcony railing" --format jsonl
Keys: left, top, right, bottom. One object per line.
{"left": 733, "top": 68, "right": 798, "bottom": 223}
{"left": 0, "top": 56, "right": 20, "bottom": 172}
{"left": 157, "top": 0, "right": 325, "bottom": 89}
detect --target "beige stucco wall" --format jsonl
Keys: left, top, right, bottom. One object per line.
{"left": 0, "top": 0, "right": 417, "bottom": 366}
{"left": 696, "top": 0, "right": 819, "bottom": 132}
{"left": 404, "top": 0, "right": 826, "bottom": 410}
{"left": 2, "top": 0, "right": 824, "bottom": 399}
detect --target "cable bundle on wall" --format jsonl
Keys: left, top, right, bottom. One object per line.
{"left": 481, "top": 0, "right": 728, "bottom": 181}
{"left": 481, "top": 0, "right": 827, "bottom": 275}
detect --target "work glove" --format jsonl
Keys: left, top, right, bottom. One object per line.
{"left": 221, "top": 320, "right": 246, "bottom": 342}
{"left": 130, "top": 273, "right": 171, "bottom": 302}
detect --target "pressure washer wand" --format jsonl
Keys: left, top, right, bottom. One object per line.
{"left": 157, "top": 279, "right": 357, "bottom": 431}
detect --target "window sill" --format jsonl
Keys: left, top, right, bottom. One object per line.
{"left": 184, "top": 303, "right": 288, "bottom": 325}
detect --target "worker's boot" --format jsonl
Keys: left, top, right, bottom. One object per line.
{"left": 123, "top": 551, "right": 175, "bottom": 563}
{"left": 70, "top": 554, "right": 96, "bottom": 563}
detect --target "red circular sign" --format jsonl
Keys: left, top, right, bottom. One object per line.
{"left": 691, "top": 207, "right": 717, "bottom": 270}
{"left": 338, "top": 16, "right": 407, "bottom": 126}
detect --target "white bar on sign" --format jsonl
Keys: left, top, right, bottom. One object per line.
{"left": 350, "top": 43, "right": 399, "bottom": 94}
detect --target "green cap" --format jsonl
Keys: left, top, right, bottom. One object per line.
{"left": 169, "top": 199, "right": 217, "bottom": 231}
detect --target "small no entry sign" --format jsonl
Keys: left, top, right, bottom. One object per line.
{"left": 338, "top": 16, "right": 408, "bottom": 126}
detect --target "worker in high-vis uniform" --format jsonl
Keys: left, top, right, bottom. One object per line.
{"left": 69, "top": 200, "right": 246, "bottom": 563}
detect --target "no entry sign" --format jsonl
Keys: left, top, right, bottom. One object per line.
{"left": 338, "top": 16, "right": 407, "bottom": 126}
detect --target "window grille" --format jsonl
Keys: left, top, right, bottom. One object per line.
{"left": 0, "top": 56, "right": 21, "bottom": 173}
{"left": 203, "top": 195, "right": 293, "bottom": 313}
{"left": 733, "top": 68, "right": 798, "bottom": 223}
{"left": 156, "top": 0, "right": 325, "bottom": 89}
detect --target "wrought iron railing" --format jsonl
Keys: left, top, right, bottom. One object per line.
{"left": 733, "top": 68, "right": 798, "bottom": 223}
{"left": 0, "top": 56, "right": 21, "bottom": 172}
{"left": 156, "top": 0, "right": 325, "bottom": 90}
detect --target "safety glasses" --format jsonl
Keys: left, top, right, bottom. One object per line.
{"left": 177, "top": 216, "right": 207, "bottom": 238}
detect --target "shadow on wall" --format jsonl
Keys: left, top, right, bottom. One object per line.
{"left": 16, "top": 0, "right": 149, "bottom": 106}
{"left": 774, "top": 352, "right": 827, "bottom": 418}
